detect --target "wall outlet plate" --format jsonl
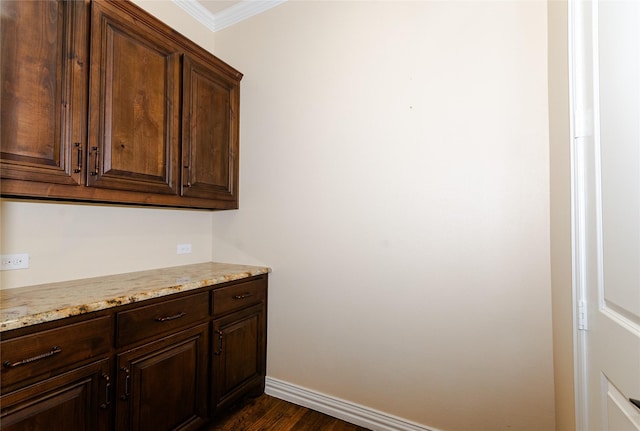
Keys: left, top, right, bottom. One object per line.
{"left": 1, "top": 253, "right": 30, "bottom": 270}
{"left": 177, "top": 244, "right": 192, "bottom": 254}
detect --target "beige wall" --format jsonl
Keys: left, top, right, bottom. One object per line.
{"left": 0, "top": 200, "right": 214, "bottom": 288}
{"left": 130, "top": 0, "right": 216, "bottom": 54}
{"left": 1, "top": 1, "right": 560, "bottom": 430}
{"left": 211, "top": 2, "right": 555, "bottom": 430}
{"left": 548, "top": 2, "right": 576, "bottom": 430}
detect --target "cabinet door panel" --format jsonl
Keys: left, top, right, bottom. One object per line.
{"left": 212, "top": 304, "right": 266, "bottom": 411}
{"left": 88, "top": 0, "right": 180, "bottom": 195}
{"left": 116, "top": 324, "right": 208, "bottom": 431}
{"left": 182, "top": 55, "right": 239, "bottom": 204}
{"left": 0, "top": 0, "right": 88, "bottom": 185}
{"left": 0, "top": 359, "right": 111, "bottom": 431}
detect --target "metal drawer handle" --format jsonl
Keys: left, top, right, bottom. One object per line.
{"left": 100, "top": 373, "right": 111, "bottom": 409}
{"left": 155, "top": 311, "right": 186, "bottom": 322}
{"left": 213, "top": 330, "right": 223, "bottom": 355}
{"left": 233, "top": 293, "right": 253, "bottom": 300}
{"left": 74, "top": 143, "right": 82, "bottom": 173}
{"left": 2, "top": 346, "right": 62, "bottom": 368}
{"left": 120, "top": 367, "right": 130, "bottom": 400}
{"left": 90, "top": 146, "right": 99, "bottom": 176}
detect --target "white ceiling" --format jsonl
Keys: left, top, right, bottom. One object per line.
{"left": 199, "top": 1, "right": 243, "bottom": 15}
{"left": 173, "top": 0, "right": 286, "bottom": 32}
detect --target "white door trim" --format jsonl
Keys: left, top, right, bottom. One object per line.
{"left": 568, "top": 1, "right": 595, "bottom": 430}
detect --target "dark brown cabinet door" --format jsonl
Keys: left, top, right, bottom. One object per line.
{"left": 0, "top": 359, "right": 112, "bottom": 431}
{"left": 87, "top": 0, "right": 180, "bottom": 195}
{"left": 0, "top": 0, "right": 89, "bottom": 185}
{"left": 116, "top": 324, "right": 209, "bottom": 431}
{"left": 182, "top": 55, "right": 239, "bottom": 205}
{"left": 211, "top": 304, "right": 266, "bottom": 412}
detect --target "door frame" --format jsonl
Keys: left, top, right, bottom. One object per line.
{"left": 568, "top": 0, "right": 595, "bottom": 429}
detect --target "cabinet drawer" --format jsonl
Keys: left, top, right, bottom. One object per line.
{"left": 116, "top": 292, "right": 209, "bottom": 347}
{"left": 212, "top": 278, "right": 266, "bottom": 317}
{"left": 1, "top": 315, "right": 112, "bottom": 391}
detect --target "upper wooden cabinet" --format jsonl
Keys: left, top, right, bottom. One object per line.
{"left": 87, "top": 0, "right": 181, "bottom": 196}
{"left": 0, "top": 0, "right": 242, "bottom": 210}
{"left": 182, "top": 55, "right": 239, "bottom": 203}
{"left": 0, "top": 0, "right": 89, "bottom": 186}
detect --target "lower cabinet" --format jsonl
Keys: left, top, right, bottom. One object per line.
{"left": 0, "top": 274, "right": 268, "bottom": 431}
{"left": 212, "top": 304, "right": 266, "bottom": 413}
{"left": 0, "top": 359, "right": 112, "bottom": 431}
{"left": 116, "top": 324, "right": 209, "bottom": 431}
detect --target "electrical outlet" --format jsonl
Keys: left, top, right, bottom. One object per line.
{"left": 176, "top": 244, "right": 192, "bottom": 255}
{"left": 1, "top": 253, "right": 30, "bottom": 270}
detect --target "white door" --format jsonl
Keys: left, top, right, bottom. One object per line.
{"left": 572, "top": 1, "right": 640, "bottom": 430}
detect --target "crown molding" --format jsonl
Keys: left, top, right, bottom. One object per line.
{"left": 172, "top": 0, "right": 286, "bottom": 32}
{"left": 172, "top": 0, "right": 217, "bottom": 31}
{"left": 214, "top": 0, "right": 286, "bottom": 31}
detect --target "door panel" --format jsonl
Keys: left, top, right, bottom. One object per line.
{"left": 116, "top": 324, "right": 208, "bottom": 431}
{"left": 182, "top": 55, "right": 238, "bottom": 202}
{"left": 593, "top": 1, "right": 640, "bottom": 429}
{"left": 0, "top": 0, "right": 88, "bottom": 185}
{"left": 88, "top": 0, "right": 180, "bottom": 195}
{"left": 603, "top": 375, "right": 640, "bottom": 431}
{"left": 0, "top": 359, "right": 111, "bottom": 431}
{"left": 211, "top": 304, "right": 266, "bottom": 411}
{"left": 573, "top": 0, "right": 640, "bottom": 429}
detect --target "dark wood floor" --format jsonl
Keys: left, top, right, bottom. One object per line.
{"left": 205, "top": 395, "right": 371, "bottom": 431}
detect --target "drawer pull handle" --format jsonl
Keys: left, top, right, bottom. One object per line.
{"left": 120, "top": 367, "right": 130, "bottom": 400}
{"left": 155, "top": 311, "right": 186, "bottom": 322}
{"left": 100, "top": 373, "right": 111, "bottom": 409}
{"left": 90, "top": 146, "right": 99, "bottom": 176}
{"left": 233, "top": 293, "right": 253, "bottom": 300}
{"left": 213, "top": 330, "right": 223, "bottom": 355}
{"left": 74, "top": 143, "right": 82, "bottom": 173}
{"left": 2, "top": 346, "right": 62, "bottom": 368}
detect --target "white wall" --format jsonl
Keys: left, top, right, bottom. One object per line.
{"left": 211, "top": 1, "right": 555, "bottom": 431}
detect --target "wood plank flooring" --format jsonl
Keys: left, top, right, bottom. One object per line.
{"left": 205, "top": 395, "right": 371, "bottom": 431}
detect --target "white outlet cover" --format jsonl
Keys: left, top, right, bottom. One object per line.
{"left": 1, "top": 253, "right": 30, "bottom": 270}
{"left": 176, "top": 244, "right": 192, "bottom": 254}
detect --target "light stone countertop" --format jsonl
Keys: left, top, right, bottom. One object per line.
{"left": 0, "top": 262, "right": 271, "bottom": 332}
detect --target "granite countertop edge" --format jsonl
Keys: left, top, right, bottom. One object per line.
{"left": 0, "top": 262, "right": 271, "bottom": 332}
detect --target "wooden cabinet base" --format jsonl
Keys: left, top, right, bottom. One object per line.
{"left": 0, "top": 274, "right": 268, "bottom": 431}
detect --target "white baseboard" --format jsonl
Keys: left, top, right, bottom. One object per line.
{"left": 264, "top": 377, "right": 439, "bottom": 431}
